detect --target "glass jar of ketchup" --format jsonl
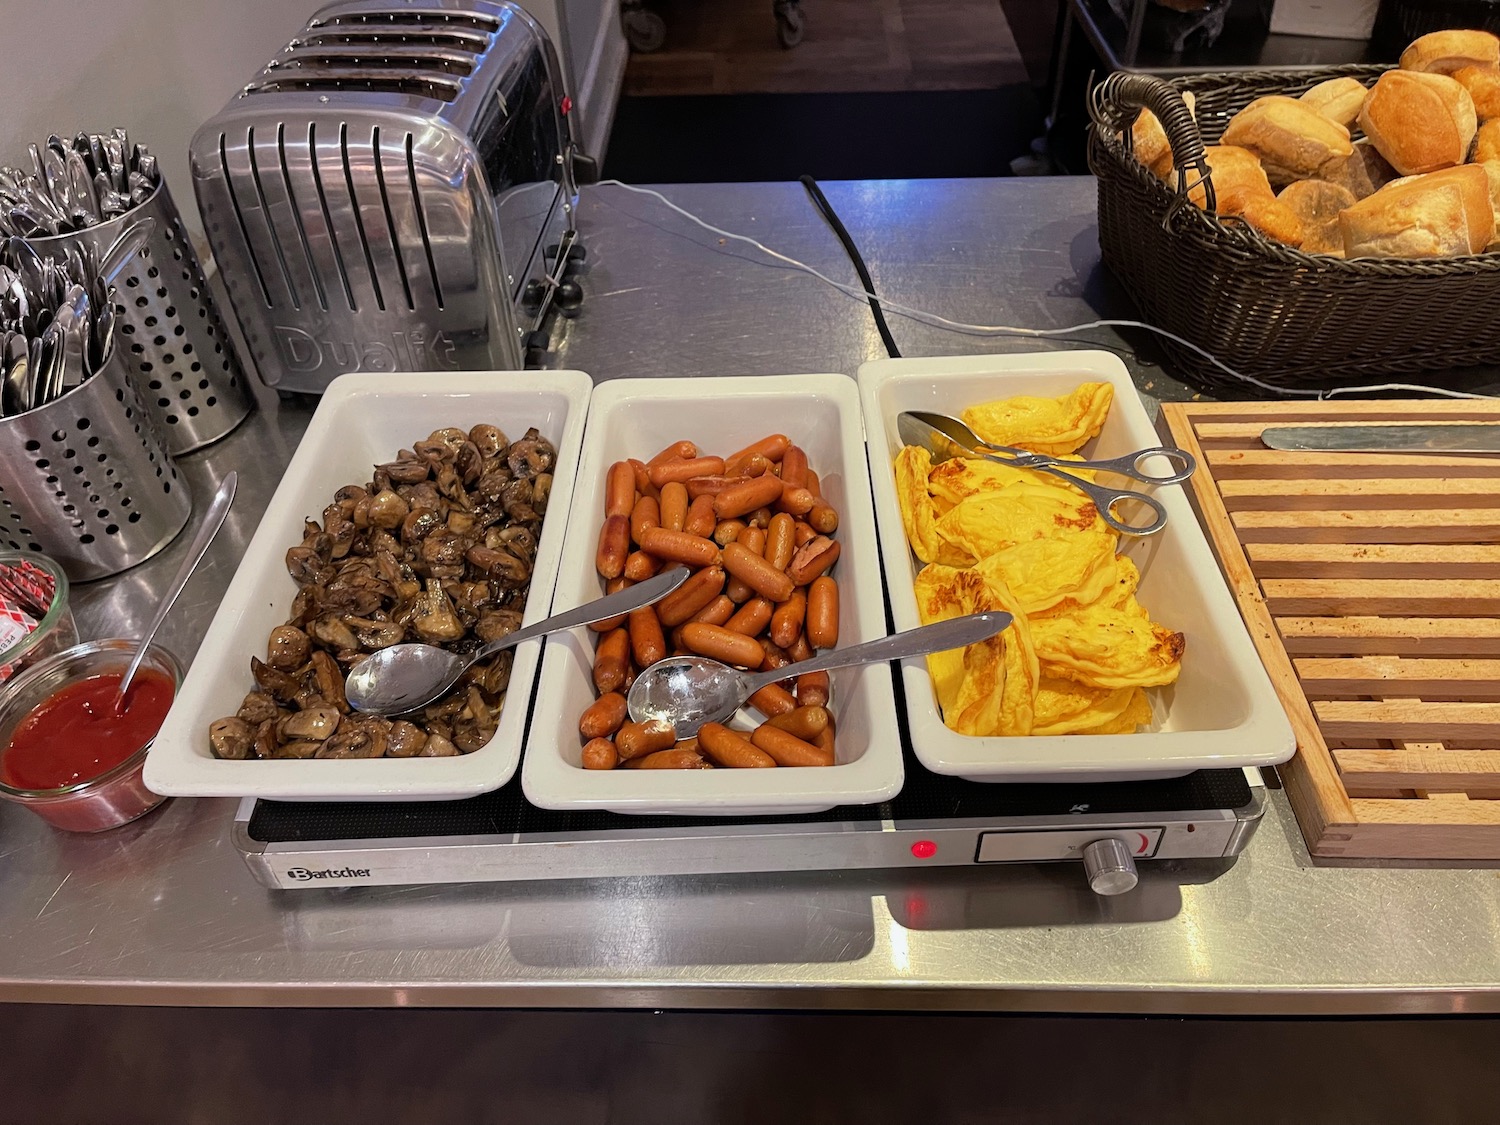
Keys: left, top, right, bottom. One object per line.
{"left": 0, "top": 639, "right": 181, "bottom": 832}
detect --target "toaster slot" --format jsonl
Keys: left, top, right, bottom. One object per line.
{"left": 272, "top": 45, "right": 478, "bottom": 76}
{"left": 290, "top": 27, "right": 493, "bottom": 53}
{"left": 336, "top": 121, "right": 388, "bottom": 312}
{"left": 403, "top": 132, "right": 445, "bottom": 310}
{"left": 244, "top": 73, "right": 464, "bottom": 102}
{"left": 248, "top": 124, "right": 315, "bottom": 312}
{"left": 369, "top": 125, "right": 416, "bottom": 311}
{"left": 309, "top": 10, "right": 502, "bottom": 33}
{"left": 279, "top": 123, "right": 353, "bottom": 311}
{"left": 216, "top": 132, "right": 275, "bottom": 310}
{"left": 296, "top": 121, "right": 383, "bottom": 314}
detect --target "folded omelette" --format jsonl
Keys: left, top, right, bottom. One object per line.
{"left": 896, "top": 382, "right": 1183, "bottom": 737}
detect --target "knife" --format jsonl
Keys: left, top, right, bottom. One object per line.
{"left": 1261, "top": 423, "right": 1500, "bottom": 454}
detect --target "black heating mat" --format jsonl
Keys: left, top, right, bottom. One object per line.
{"left": 247, "top": 759, "right": 1251, "bottom": 844}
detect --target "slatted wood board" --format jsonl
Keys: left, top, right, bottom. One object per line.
{"left": 1160, "top": 399, "right": 1500, "bottom": 860}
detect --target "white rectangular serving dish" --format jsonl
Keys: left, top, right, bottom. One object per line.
{"left": 858, "top": 351, "right": 1295, "bottom": 783}
{"left": 523, "top": 373, "right": 902, "bottom": 816}
{"left": 146, "top": 371, "right": 592, "bottom": 801}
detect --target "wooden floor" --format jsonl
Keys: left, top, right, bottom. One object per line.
{"left": 622, "top": 0, "right": 1027, "bottom": 96}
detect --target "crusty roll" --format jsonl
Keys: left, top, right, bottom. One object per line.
{"left": 1481, "top": 162, "right": 1500, "bottom": 248}
{"left": 1131, "top": 109, "right": 1173, "bottom": 181}
{"left": 1324, "top": 139, "right": 1400, "bottom": 200}
{"left": 1220, "top": 95, "right": 1354, "bottom": 184}
{"left": 1339, "top": 164, "right": 1494, "bottom": 257}
{"left": 1400, "top": 29, "right": 1500, "bottom": 76}
{"left": 1277, "top": 179, "right": 1356, "bottom": 255}
{"left": 1299, "top": 77, "right": 1368, "bottom": 129}
{"left": 1358, "top": 70, "right": 1478, "bottom": 175}
{"left": 1453, "top": 64, "right": 1500, "bottom": 120}
{"left": 1129, "top": 92, "right": 1198, "bottom": 183}
{"left": 1477, "top": 117, "right": 1500, "bottom": 163}
{"left": 1422, "top": 164, "right": 1498, "bottom": 248}
{"left": 1188, "top": 145, "right": 1305, "bottom": 246}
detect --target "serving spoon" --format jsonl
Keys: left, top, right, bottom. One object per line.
{"left": 346, "top": 566, "right": 692, "bottom": 717}
{"left": 626, "top": 611, "right": 1012, "bottom": 738}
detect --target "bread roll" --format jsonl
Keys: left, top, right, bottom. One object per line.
{"left": 1130, "top": 92, "right": 1198, "bottom": 183}
{"left": 1299, "top": 77, "right": 1368, "bottom": 129}
{"left": 1188, "top": 145, "right": 1305, "bottom": 246}
{"left": 1324, "top": 138, "right": 1400, "bottom": 200}
{"left": 1277, "top": 179, "right": 1356, "bottom": 255}
{"left": 1358, "top": 70, "right": 1478, "bottom": 175}
{"left": 1132, "top": 110, "right": 1173, "bottom": 181}
{"left": 1382, "top": 166, "right": 1495, "bottom": 249}
{"left": 1453, "top": 64, "right": 1500, "bottom": 120}
{"left": 1482, "top": 162, "right": 1500, "bottom": 249}
{"left": 1339, "top": 165, "right": 1493, "bottom": 257}
{"left": 1400, "top": 29, "right": 1500, "bottom": 76}
{"left": 1477, "top": 117, "right": 1500, "bottom": 163}
{"left": 1221, "top": 95, "right": 1354, "bottom": 184}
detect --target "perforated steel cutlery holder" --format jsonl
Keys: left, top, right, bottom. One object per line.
{"left": 0, "top": 342, "right": 192, "bottom": 580}
{"left": 27, "top": 181, "right": 255, "bottom": 454}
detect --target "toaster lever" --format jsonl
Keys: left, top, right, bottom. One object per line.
{"left": 555, "top": 280, "right": 584, "bottom": 318}
{"left": 522, "top": 278, "right": 549, "bottom": 315}
{"left": 570, "top": 152, "right": 599, "bottom": 185}
{"left": 522, "top": 328, "right": 551, "bottom": 368}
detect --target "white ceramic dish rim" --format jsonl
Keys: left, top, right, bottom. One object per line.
{"left": 521, "top": 372, "right": 905, "bottom": 815}
{"left": 857, "top": 350, "right": 1296, "bottom": 779}
{"left": 144, "top": 370, "right": 592, "bottom": 800}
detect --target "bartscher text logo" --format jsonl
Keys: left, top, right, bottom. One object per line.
{"left": 287, "top": 866, "right": 372, "bottom": 881}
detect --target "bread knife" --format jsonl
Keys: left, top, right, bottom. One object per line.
{"left": 1260, "top": 424, "right": 1500, "bottom": 454}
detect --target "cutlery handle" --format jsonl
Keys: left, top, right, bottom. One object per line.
{"left": 115, "top": 472, "right": 237, "bottom": 702}
{"left": 741, "top": 611, "right": 1012, "bottom": 694}
{"left": 473, "top": 566, "right": 691, "bottom": 660}
{"left": 97, "top": 218, "right": 155, "bottom": 288}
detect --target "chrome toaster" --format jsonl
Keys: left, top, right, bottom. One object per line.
{"left": 190, "top": 0, "right": 586, "bottom": 393}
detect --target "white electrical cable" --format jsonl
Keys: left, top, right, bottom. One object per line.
{"left": 595, "top": 179, "right": 1496, "bottom": 402}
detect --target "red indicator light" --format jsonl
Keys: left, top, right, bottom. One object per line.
{"left": 560, "top": 96, "right": 573, "bottom": 115}
{"left": 910, "top": 840, "right": 937, "bottom": 859}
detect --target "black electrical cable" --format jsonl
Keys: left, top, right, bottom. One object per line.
{"left": 798, "top": 175, "right": 902, "bottom": 359}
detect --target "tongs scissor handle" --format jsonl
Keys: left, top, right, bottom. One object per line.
{"left": 1032, "top": 464, "right": 1169, "bottom": 536}
{"left": 998, "top": 445, "right": 1197, "bottom": 486}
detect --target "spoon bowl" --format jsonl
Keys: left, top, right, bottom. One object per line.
{"left": 627, "top": 611, "right": 1012, "bottom": 738}
{"left": 346, "top": 566, "right": 690, "bottom": 716}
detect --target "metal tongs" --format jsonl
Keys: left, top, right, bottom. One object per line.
{"left": 896, "top": 411, "right": 1197, "bottom": 536}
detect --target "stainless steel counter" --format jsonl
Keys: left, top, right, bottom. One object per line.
{"left": 5, "top": 177, "right": 1499, "bottom": 1014}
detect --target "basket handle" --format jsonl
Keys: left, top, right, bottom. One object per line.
{"left": 1090, "top": 71, "right": 1216, "bottom": 217}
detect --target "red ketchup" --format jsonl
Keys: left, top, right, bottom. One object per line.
{"left": 1, "top": 669, "right": 174, "bottom": 791}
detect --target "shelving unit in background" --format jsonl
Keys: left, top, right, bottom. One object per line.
{"left": 1004, "top": 0, "right": 1387, "bottom": 173}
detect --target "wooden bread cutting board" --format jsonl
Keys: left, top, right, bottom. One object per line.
{"left": 1159, "top": 399, "right": 1500, "bottom": 861}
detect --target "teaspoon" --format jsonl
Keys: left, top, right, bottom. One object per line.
{"left": 114, "top": 473, "right": 238, "bottom": 712}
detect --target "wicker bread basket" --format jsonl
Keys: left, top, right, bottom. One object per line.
{"left": 1088, "top": 67, "right": 1500, "bottom": 396}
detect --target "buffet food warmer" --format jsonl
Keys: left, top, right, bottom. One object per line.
{"left": 201, "top": 354, "right": 1290, "bottom": 896}
{"left": 235, "top": 758, "right": 1265, "bottom": 893}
